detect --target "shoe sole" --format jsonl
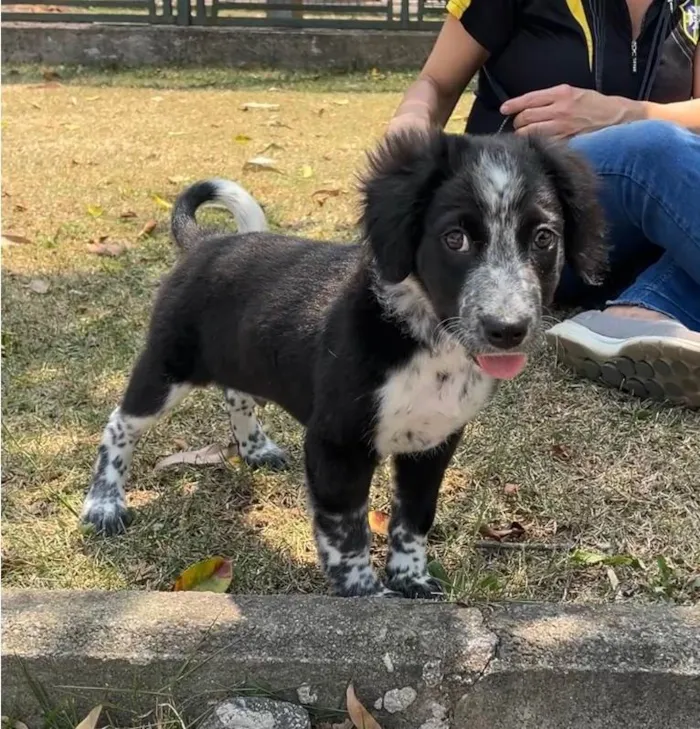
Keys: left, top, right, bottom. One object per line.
{"left": 546, "top": 321, "right": 700, "bottom": 409}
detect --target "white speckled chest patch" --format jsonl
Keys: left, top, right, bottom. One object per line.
{"left": 374, "top": 344, "right": 494, "bottom": 457}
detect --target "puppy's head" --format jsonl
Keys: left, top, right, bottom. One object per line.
{"left": 361, "top": 130, "right": 607, "bottom": 376}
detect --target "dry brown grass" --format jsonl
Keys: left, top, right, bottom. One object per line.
{"left": 3, "top": 70, "right": 699, "bottom": 605}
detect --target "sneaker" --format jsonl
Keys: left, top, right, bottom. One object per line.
{"left": 546, "top": 311, "right": 700, "bottom": 409}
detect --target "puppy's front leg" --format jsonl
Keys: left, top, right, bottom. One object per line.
{"left": 305, "top": 434, "right": 386, "bottom": 597}
{"left": 386, "top": 430, "right": 462, "bottom": 599}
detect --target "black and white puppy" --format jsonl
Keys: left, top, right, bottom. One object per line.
{"left": 81, "top": 130, "right": 606, "bottom": 598}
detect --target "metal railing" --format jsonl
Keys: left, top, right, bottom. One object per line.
{"left": 1, "top": 0, "right": 445, "bottom": 28}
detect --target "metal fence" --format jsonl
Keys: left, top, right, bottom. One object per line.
{"left": 1, "top": 0, "right": 446, "bottom": 28}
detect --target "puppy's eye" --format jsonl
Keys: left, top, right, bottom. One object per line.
{"left": 442, "top": 229, "right": 470, "bottom": 252}
{"left": 532, "top": 228, "right": 557, "bottom": 250}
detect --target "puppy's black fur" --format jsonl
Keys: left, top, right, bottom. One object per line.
{"left": 82, "top": 130, "right": 606, "bottom": 598}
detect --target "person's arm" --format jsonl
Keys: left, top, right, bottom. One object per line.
{"left": 388, "top": 0, "right": 518, "bottom": 136}
{"left": 636, "top": 44, "right": 700, "bottom": 130}
{"left": 503, "top": 44, "right": 700, "bottom": 138}
{"left": 388, "top": 15, "right": 489, "bottom": 135}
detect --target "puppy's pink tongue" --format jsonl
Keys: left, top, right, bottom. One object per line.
{"left": 476, "top": 354, "right": 528, "bottom": 380}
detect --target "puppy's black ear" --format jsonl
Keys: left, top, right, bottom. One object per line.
{"left": 531, "top": 137, "right": 609, "bottom": 285}
{"left": 360, "top": 129, "right": 446, "bottom": 283}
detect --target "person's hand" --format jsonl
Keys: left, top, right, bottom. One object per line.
{"left": 385, "top": 112, "right": 432, "bottom": 139}
{"left": 500, "top": 85, "right": 642, "bottom": 139}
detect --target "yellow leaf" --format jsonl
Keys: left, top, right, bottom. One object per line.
{"left": 74, "top": 705, "right": 102, "bottom": 729}
{"left": 86, "top": 205, "right": 103, "bottom": 218}
{"left": 300, "top": 165, "right": 313, "bottom": 179}
{"left": 346, "top": 684, "right": 383, "bottom": 729}
{"left": 173, "top": 556, "right": 233, "bottom": 593}
{"left": 235, "top": 134, "right": 252, "bottom": 143}
{"left": 368, "top": 511, "right": 389, "bottom": 537}
{"left": 152, "top": 194, "right": 173, "bottom": 210}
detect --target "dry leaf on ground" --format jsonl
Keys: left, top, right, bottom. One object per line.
{"left": 311, "top": 187, "right": 342, "bottom": 206}
{"left": 2, "top": 232, "right": 32, "bottom": 246}
{"left": 243, "top": 156, "right": 284, "bottom": 174}
{"left": 74, "top": 705, "right": 102, "bottom": 729}
{"left": 119, "top": 210, "right": 137, "bottom": 219}
{"left": 137, "top": 219, "right": 157, "bottom": 238}
{"left": 300, "top": 164, "right": 314, "bottom": 179}
{"left": 152, "top": 194, "right": 173, "bottom": 210}
{"left": 28, "top": 278, "right": 50, "bottom": 294}
{"left": 173, "top": 556, "right": 233, "bottom": 592}
{"left": 154, "top": 442, "right": 238, "bottom": 472}
{"left": 368, "top": 510, "right": 390, "bottom": 537}
{"left": 478, "top": 521, "right": 526, "bottom": 542}
{"left": 346, "top": 683, "right": 383, "bottom": 729}
{"left": 86, "top": 204, "right": 104, "bottom": 218}
{"left": 87, "top": 240, "right": 126, "bottom": 257}
{"left": 234, "top": 133, "right": 252, "bottom": 143}
{"left": 241, "top": 102, "right": 280, "bottom": 111}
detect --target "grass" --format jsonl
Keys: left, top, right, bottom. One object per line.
{"left": 2, "top": 66, "right": 700, "bottom": 607}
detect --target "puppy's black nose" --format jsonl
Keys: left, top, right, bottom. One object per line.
{"left": 481, "top": 316, "right": 530, "bottom": 349}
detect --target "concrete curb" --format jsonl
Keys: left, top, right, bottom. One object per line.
{"left": 2, "top": 591, "right": 699, "bottom": 728}
{"left": 1, "top": 23, "right": 438, "bottom": 71}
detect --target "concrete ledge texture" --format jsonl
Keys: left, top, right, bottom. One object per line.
{"left": 3, "top": 591, "right": 699, "bottom": 728}
{"left": 1, "top": 23, "right": 438, "bottom": 71}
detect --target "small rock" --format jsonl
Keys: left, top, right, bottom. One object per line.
{"left": 201, "top": 697, "right": 310, "bottom": 729}
{"left": 383, "top": 652, "right": 395, "bottom": 673}
{"left": 422, "top": 659, "right": 443, "bottom": 687}
{"left": 374, "top": 697, "right": 383, "bottom": 710}
{"left": 418, "top": 701, "right": 450, "bottom": 729}
{"left": 296, "top": 683, "right": 318, "bottom": 705}
{"left": 383, "top": 686, "right": 417, "bottom": 714}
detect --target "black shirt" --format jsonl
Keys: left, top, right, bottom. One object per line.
{"left": 446, "top": 0, "right": 698, "bottom": 134}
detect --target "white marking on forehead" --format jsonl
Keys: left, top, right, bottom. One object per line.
{"left": 475, "top": 150, "right": 523, "bottom": 212}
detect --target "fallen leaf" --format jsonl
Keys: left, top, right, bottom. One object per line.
{"left": 151, "top": 95, "right": 164, "bottom": 102}
{"left": 241, "top": 102, "right": 280, "bottom": 111}
{"left": 503, "top": 482, "right": 520, "bottom": 495}
{"left": 172, "top": 437, "right": 189, "bottom": 451}
{"left": 28, "top": 278, "right": 50, "bottom": 294}
{"left": 30, "top": 101, "right": 42, "bottom": 110}
{"left": 137, "top": 219, "right": 157, "bottom": 238}
{"left": 167, "top": 175, "right": 190, "bottom": 185}
{"left": 551, "top": 443, "right": 572, "bottom": 461}
{"left": 87, "top": 240, "right": 125, "bottom": 257}
{"left": 63, "top": 124, "right": 79, "bottom": 131}
{"left": 258, "top": 142, "right": 285, "bottom": 155}
{"left": 311, "top": 187, "right": 342, "bottom": 206}
{"left": 478, "top": 521, "right": 526, "bottom": 542}
{"left": 167, "top": 131, "right": 186, "bottom": 137}
{"left": 368, "top": 510, "right": 389, "bottom": 536}
{"left": 119, "top": 210, "right": 137, "bottom": 219}
{"left": 173, "top": 556, "right": 233, "bottom": 592}
{"left": 42, "top": 67, "right": 61, "bottom": 81}
{"left": 13, "top": 204, "right": 28, "bottom": 212}
{"left": 346, "top": 684, "right": 382, "bottom": 729}
{"left": 300, "top": 164, "right": 314, "bottom": 179}
{"left": 86, "top": 95, "right": 100, "bottom": 101}
{"left": 606, "top": 566, "right": 620, "bottom": 592}
{"left": 243, "top": 156, "right": 284, "bottom": 174}
{"left": 69, "top": 96, "right": 78, "bottom": 106}
{"left": 2, "top": 232, "right": 32, "bottom": 246}
{"left": 154, "top": 442, "right": 238, "bottom": 472}
{"left": 86, "top": 204, "right": 104, "bottom": 218}
{"left": 427, "top": 560, "right": 451, "bottom": 587}
{"left": 570, "top": 549, "right": 605, "bottom": 566}
{"left": 74, "top": 705, "right": 102, "bottom": 729}
{"left": 234, "top": 134, "right": 252, "bottom": 143}
{"left": 332, "top": 99, "right": 350, "bottom": 106}
{"left": 152, "top": 194, "right": 173, "bottom": 210}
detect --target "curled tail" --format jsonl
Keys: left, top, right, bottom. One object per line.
{"left": 171, "top": 178, "right": 268, "bottom": 252}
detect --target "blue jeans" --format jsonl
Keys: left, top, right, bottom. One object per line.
{"left": 556, "top": 120, "right": 700, "bottom": 332}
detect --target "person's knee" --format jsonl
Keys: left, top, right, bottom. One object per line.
{"left": 570, "top": 120, "right": 686, "bottom": 171}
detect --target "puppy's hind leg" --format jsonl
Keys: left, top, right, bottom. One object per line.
{"left": 224, "top": 389, "right": 288, "bottom": 470}
{"left": 82, "top": 353, "right": 191, "bottom": 535}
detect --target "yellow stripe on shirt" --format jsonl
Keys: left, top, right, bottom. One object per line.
{"left": 446, "top": 0, "right": 472, "bottom": 21}
{"left": 565, "top": 0, "right": 594, "bottom": 71}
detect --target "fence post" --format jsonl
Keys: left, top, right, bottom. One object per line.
{"left": 400, "top": 0, "right": 410, "bottom": 27}
{"left": 176, "top": 0, "right": 191, "bottom": 25}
